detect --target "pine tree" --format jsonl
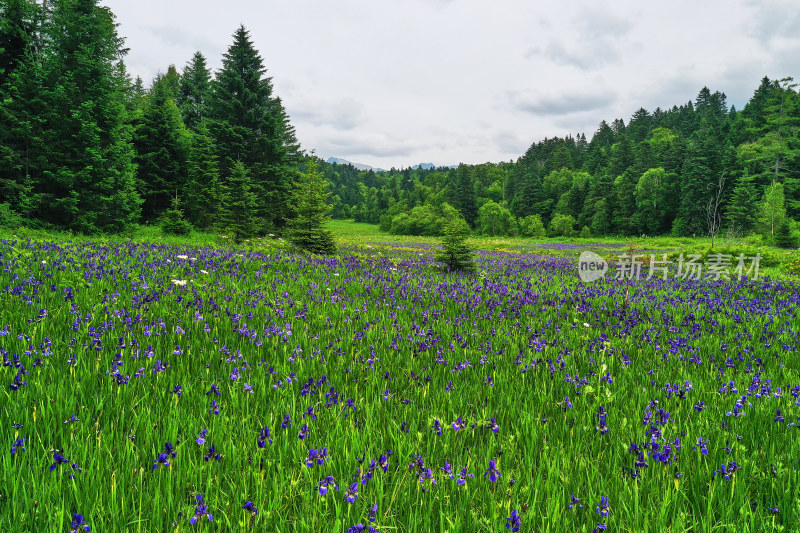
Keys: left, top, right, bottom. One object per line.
{"left": 221, "top": 161, "right": 259, "bottom": 242}
{"left": 207, "top": 25, "right": 300, "bottom": 231}
{"left": 36, "top": 0, "right": 141, "bottom": 233}
{"left": 287, "top": 157, "right": 336, "bottom": 255}
{"left": 161, "top": 194, "right": 192, "bottom": 236}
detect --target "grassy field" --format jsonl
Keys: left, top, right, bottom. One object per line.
{"left": 1, "top": 221, "right": 799, "bottom": 531}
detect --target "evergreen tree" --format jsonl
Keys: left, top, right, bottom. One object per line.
{"left": 35, "top": 0, "right": 141, "bottom": 233}
{"left": 207, "top": 25, "right": 300, "bottom": 230}
{"left": 287, "top": 157, "right": 337, "bottom": 255}
{"left": 0, "top": 0, "right": 43, "bottom": 214}
{"left": 0, "top": 0, "right": 38, "bottom": 89}
{"left": 185, "top": 124, "right": 226, "bottom": 230}
{"left": 435, "top": 217, "right": 475, "bottom": 272}
{"left": 178, "top": 51, "right": 211, "bottom": 131}
{"left": 774, "top": 219, "right": 798, "bottom": 248}
{"left": 724, "top": 173, "right": 758, "bottom": 234}
{"left": 133, "top": 66, "right": 189, "bottom": 222}
{"left": 673, "top": 135, "right": 719, "bottom": 236}
{"left": 221, "top": 160, "right": 259, "bottom": 242}
{"left": 161, "top": 194, "right": 192, "bottom": 236}
{"left": 454, "top": 164, "right": 478, "bottom": 227}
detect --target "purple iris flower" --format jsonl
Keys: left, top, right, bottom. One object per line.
{"left": 595, "top": 496, "right": 610, "bottom": 517}
{"left": 69, "top": 513, "right": 91, "bottom": 532}
{"left": 484, "top": 460, "right": 501, "bottom": 482}
{"left": 189, "top": 494, "right": 213, "bottom": 524}
{"left": 344, "top": 482, "right": 359, "bottom": 503}
{"left": 506, "top": 509, "right": 521, "bottom": 532}
{"left": 318, "top": 475, "right": 339, "bottom": 495}
{"left": 50, "top": 453, "right": 70, "bottom": 471}
{"left": 242, "top": 500, "right": 258, "bottom": 516}
{"left": 258, "top": 426, "right": 272, "bottom": 447}
{"left": 11, "top": 437, "right": 26, "bottom": 454}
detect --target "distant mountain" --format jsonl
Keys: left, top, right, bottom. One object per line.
{"left": 325, "top": 157, "right": 385, "bottom": 172}
{"left": 325, "top": 157, "right": 456, "bottom": 172}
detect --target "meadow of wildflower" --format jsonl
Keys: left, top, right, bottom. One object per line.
{"left": 1, "top": 228, "right": 799, "bottom": 532}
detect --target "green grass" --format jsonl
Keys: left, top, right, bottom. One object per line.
{"left": 0, "top": 222, "right": 799, "bottom": 531}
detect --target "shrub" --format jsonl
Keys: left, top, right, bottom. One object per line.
{"left": 548, "top": 213, "right": 577, "bottom": 237}
{"left": 518, "top": 215, "right": 546, "bottom": 238}
{"left": 0, "top": 203, "right": 23, "bottom": 229}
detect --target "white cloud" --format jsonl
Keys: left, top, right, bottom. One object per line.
{"left": 102, "top": 0, "right": 799, "bottom": 168}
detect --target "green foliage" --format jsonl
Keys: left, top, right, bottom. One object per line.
{"left": 287, "top": 158, "right": 337, "bottom": 255}
{"left": 207, "top": 25, "right": 300, "bottom": 230}
{"left": 579, "top": 225, "right": 591, "bottom": 238}
{"left": 388, "top": 202, "right": 462, "bottom": 237}
{"left": 184, "top": 125, "right": 226, "bottom": 231}
{"left": 454, "top": 164, "right": 478, "bottom": 227}
{"left": 177, "top": 51, "right": 211, "bottom": 131}
{"left": 725, "top": 173, "right": 759, "bottom": 234}
{"left": 518, "top": 214, "right": 546, "bottom": 238}
{"left": 133, "top": 66, "right": 189, "bottom": 221}
{"left": 756, "top": 181, "right": 787, "bottom": 239}
{"left": 221, "top": 161, "right": 259, "bottom": 242}
{"left": 548, "top": 213, "right": 577, "bottom": 237}
{"left": 0, "top": 202, "right": 23, "bottom": 228}
{"left": 435, "top": 217, "right": 475, "bottom": 271}
{"left": 477, "top": 200, "right": 517, "bottom": 236}
{"left": 34, "top": 0, "right": 141, "bottom": 233}
{"left": 774, "top": 219, "right": 798, "bottom": 249}
{"left": 160, "top": 196, "right": 193, "bottom": 236}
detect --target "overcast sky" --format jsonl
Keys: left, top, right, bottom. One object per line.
{"left": 104, "top": 0, "right": 799, "bottom": 169}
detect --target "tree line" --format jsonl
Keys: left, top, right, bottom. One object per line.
{"left": 0, "top": 0, "right": 301, "bottom": 237}
{"left": 323, "top": 79, "right": 799, "bottom": 245}
{"left": 1, "top": 1, "right": 798, "bottom": 247}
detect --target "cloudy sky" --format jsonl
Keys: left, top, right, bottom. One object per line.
{"left": 104, "top": 0, "right": 799, "bottom": 169}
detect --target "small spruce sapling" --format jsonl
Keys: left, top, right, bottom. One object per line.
{"left": 435, "top": 218, "right": 475, "bottom": 272}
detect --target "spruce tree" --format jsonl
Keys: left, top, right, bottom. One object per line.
{"left": 133, "top": 66, "right": 189, "bottom": 222}
{"left": 36, "top": 0, "right": 141, "bottom": 233}
{"left": 0, "top": 0, "right": 43, "bottom": 214}
{"left": 435, "top": 217, "right": 475, "bottom": 272}
{"left": 287, "top": 157, "right": 336, "bottom": 255}
{"left": 207, "top": 25, "right": 300, "bottom": 231}
{"left": 185, "top": 124, "right": 226, "bottom": 230}
{"left": 774, "top": 219, "right": 798, "bottom": 249}
{"left": 178, "top": 51, "right": 211, "bottom": 131}
{"left": 454, "top": 164, "right": 478, "bottom": 227}
{"left": 221, "top": 160, "right": 259, "bottom": 242}
{"left": 724, "top": 173, "right": 758, "bottom": 234}
{"left": 161, "top": 194, "right": 192, "bottom": 236}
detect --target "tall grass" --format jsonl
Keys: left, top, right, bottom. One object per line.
{"left": 0, "top": 227, "right": 798, "bottom": 531}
